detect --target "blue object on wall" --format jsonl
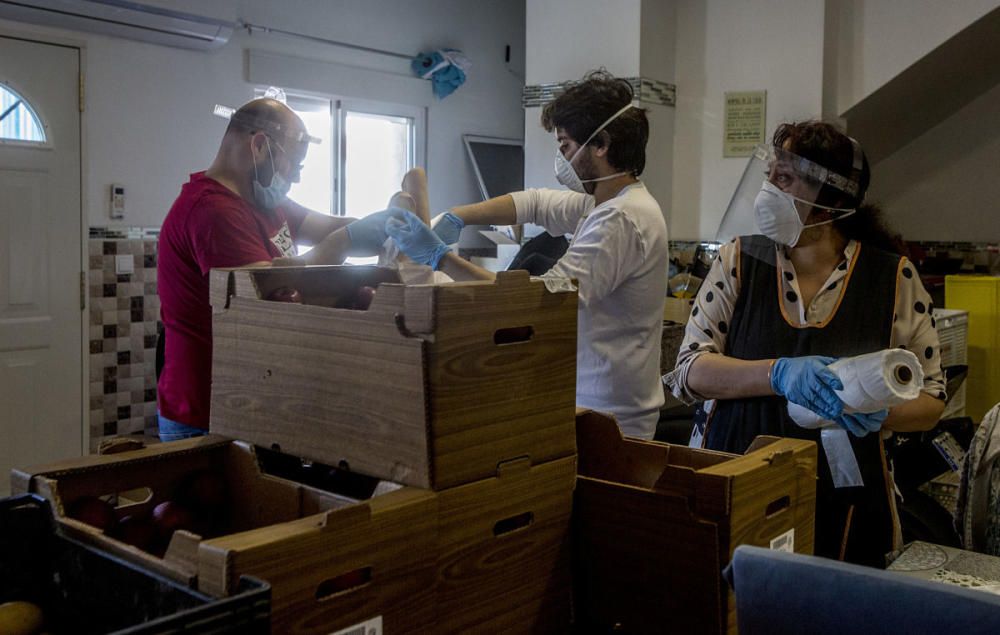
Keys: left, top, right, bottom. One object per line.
{"left": 411, "top": 48, "right": 470, "bottom": 99}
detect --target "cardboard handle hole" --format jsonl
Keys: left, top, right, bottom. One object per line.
{"left": 494, "top": 326, "right": 533, "bottom": 346}
{"left": 493, "top": 511, "right": 534, "bottom": 536}
{"left": 765, "top": 495, "right": 791, "bottom": 518}
{"left": 316, "top": 566, "right": 372, "bottom": 601}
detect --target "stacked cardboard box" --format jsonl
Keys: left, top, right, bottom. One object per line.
{"left": 16, "top": 265, "right": 579, "bottom": 634}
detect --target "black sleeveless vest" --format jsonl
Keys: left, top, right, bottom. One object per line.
{"left": 706, "top": 235, "right": 902, "bottom": 566}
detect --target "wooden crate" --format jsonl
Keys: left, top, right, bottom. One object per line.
{"left": 11, "top": 437, "right": 439, "bottom": 634}
{"left": 573, "top": 409, "right": 817, "bottom": 635}
{"left": 209, "top": 265, "right": 578, "bottom": 490}
{"left": 436, "top": 455, "right": 576, "bottom": 633}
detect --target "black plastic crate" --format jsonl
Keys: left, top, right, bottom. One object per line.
{"left": 0, "top": 494, "right": 270, "bottom": 634}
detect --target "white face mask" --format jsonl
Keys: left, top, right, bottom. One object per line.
{"left": 554, "top": 102, "right": 635, "bottom": 193}
{"left": 754, "top": 181, "right": 856, "bottom": 247}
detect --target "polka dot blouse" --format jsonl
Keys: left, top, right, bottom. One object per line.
{"left": 666, "top": 238, "right": 947, "bottom": 404}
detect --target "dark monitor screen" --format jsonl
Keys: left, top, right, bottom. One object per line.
{"left": 463, "top": 135, "right": 524, "bottom": 201}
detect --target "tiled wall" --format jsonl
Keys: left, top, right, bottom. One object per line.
{"left": 87, "top": 228, "right": 160, "bottom": 452}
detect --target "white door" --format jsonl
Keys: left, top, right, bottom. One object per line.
{"left": 0, "top": 35, "right": 83, "bottom": 495}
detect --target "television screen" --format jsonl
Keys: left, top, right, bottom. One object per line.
{"left": 463, "top": 135, "right": 524, "bottom": 201}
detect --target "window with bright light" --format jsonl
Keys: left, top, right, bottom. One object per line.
{"left": 286, "top": 95, "right": 333, "bottom": 214}
{"left": 0, "top": 84, "right": 46, "bottom": 143}
{"left": 342, "top": 110, "right": 413, "bottom": 219}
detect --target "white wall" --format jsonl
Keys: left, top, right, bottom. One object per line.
{"left": 525, "top": 0, "right": 640, "bottom": 84}
{"left": 670, "top": 0, "right": 826, "bottom": 240}
{"left": 1, "top": 0, "right": 525, "bottom": 227}
{"left": 825, "top": 0, "right": 999, "bottom": 116}
{"left": 868, "top": 79, "right": 1000, "bottom": 242}
{"left": 523, "top": 0, "right": 643, "bottom": 193}
{"left": 640, "top": 0, "right": 677, "bottom": 220}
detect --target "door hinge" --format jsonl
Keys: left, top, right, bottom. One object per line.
{"left": 79, "top": 73, "right": 85, "bottom": 112}
{"left": 80, "top": 271, "right": 86, "bottom": 310}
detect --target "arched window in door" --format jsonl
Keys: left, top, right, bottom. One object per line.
{"left": 0, "top": 84, "right": 46, "bottom": 143}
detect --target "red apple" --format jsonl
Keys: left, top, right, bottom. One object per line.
{"left": 67, "top": 496, "right": 116, "bottom": 532}
{"left": 352, "top": 286, "right": 376, "bottom": 310}
{"left": 152, "top": 501, "right": 195, "bottom": 539}
{"left": 267, "top": 286, "right": 302, "bottom": 303}
{"left": 115, "top": 514, "right": 157, "bottom": 551}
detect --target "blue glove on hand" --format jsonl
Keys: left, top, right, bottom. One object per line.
{"left": 771, "top": 356, "right": 845, "bottom": 421}
{"left": 432, "top": 211, "right": 464, "bottom": 245}
{"left": 386, "top": 211, "right": 452, "bottom": 269}
{"left": 834, "top": 409, "right": 888, "bottom": 437}
{"left": 345, "top": 207, "right": 408, "bottom": 253}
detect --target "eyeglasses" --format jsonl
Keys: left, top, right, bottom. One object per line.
{"left": 258, "top": 132, "right": 304, "bottom": 179}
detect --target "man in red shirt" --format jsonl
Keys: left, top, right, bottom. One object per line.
{"left": 157, "top": 98, "right": 396, "bottom": 440}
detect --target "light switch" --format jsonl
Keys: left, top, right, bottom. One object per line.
{"left": 115, "top": 254, "right": 134, "bottom": 275}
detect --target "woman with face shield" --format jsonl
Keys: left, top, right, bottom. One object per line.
{"left": 664, "top": 121, "right": 946, "bottom": 567}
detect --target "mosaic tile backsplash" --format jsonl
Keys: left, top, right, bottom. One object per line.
{"left": 87, "top": 231, "right": 160, "bottom": 452}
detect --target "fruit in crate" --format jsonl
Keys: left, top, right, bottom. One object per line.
{"left": 176, "top": 469, "right": 230, "bottom": 537}
{"left": 0, "top": 601, "right": 44, "bottom": 635}
{"left": 67, "top": 496, "right": 116, "bottom": 532}
{"left": 152, "top": 501, "right": 195, "bottom": 539}
{"left": 352, "top": 285, "right": 377, "bottom": 310}
{"left": 115, "top": 514, "right": 157, "bottom": 551}
{"left": 266, "top": 286, "right": 303, "bottom": 303}
{"left": 178, "top": 469, "right": 228, "bottom": 511}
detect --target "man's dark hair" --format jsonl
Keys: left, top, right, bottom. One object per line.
{"left": 541, "top": 70, "right": 649, "bottom": 176}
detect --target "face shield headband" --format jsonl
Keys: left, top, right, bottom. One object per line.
{"left": 715, "top": 140, "right": 864, "bottom": 246}
{"left": 213, "top": 104, "right": 321, "bottom": 145}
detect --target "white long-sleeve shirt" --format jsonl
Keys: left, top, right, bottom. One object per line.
{"left": 511, "top": 183, "right": 669, "bottom": 438}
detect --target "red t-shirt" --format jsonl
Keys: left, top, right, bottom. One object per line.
{"left": 157, "top": 172, "right": 308, "bottom": 428}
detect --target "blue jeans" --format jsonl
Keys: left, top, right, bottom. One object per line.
{"left": 157, "top": 413, "right": 207, "bottom": 442}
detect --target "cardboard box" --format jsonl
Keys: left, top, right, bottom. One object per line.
{"left": 11, "top": 437, "right": 439, "bottom": 634}
{"left": 209, "top": 265, "right": 578, "bottom": 490}
{"left": 663, "top": 296, "right": 694, "bottom": 324}
{"left": 573, "top": 410, "right": 817, "bottom": 634}
{"left": 435, "top": 455, "right": 575, "bottom": 633}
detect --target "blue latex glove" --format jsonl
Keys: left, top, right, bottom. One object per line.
{"left": 386, "top": 211, "right": 452, "bottom": 269}
{"left": 345, "top": 207, "right": 408, "bottom": 253}
{"left": 834, "top": 409, "right": 888, "bottom": 438}
{"left": 432, "top": 211, "right": 464, "bottom": 245}
{"left": 771, "top": 356, "right": 845, "bottom": 421}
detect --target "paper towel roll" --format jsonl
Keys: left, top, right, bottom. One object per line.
{"left": 789, "top": 349, "right": 925, "bottom": 429}
{"left": 787, "top": 349, "right": 924, "bottom": 489}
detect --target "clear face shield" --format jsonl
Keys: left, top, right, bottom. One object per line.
{"left": 716, "top": 143, "right": 862, "bottom": 260}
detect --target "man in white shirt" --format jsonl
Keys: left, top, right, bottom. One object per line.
{"left": 386, "top": 71, "right": 669, "bottom": 438}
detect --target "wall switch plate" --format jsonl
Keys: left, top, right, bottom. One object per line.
{"left": 110, "top": 184, "right": 125, "bottom": 219}
{"left": 115, "top": 254, "right": 134, "bottom": 275}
